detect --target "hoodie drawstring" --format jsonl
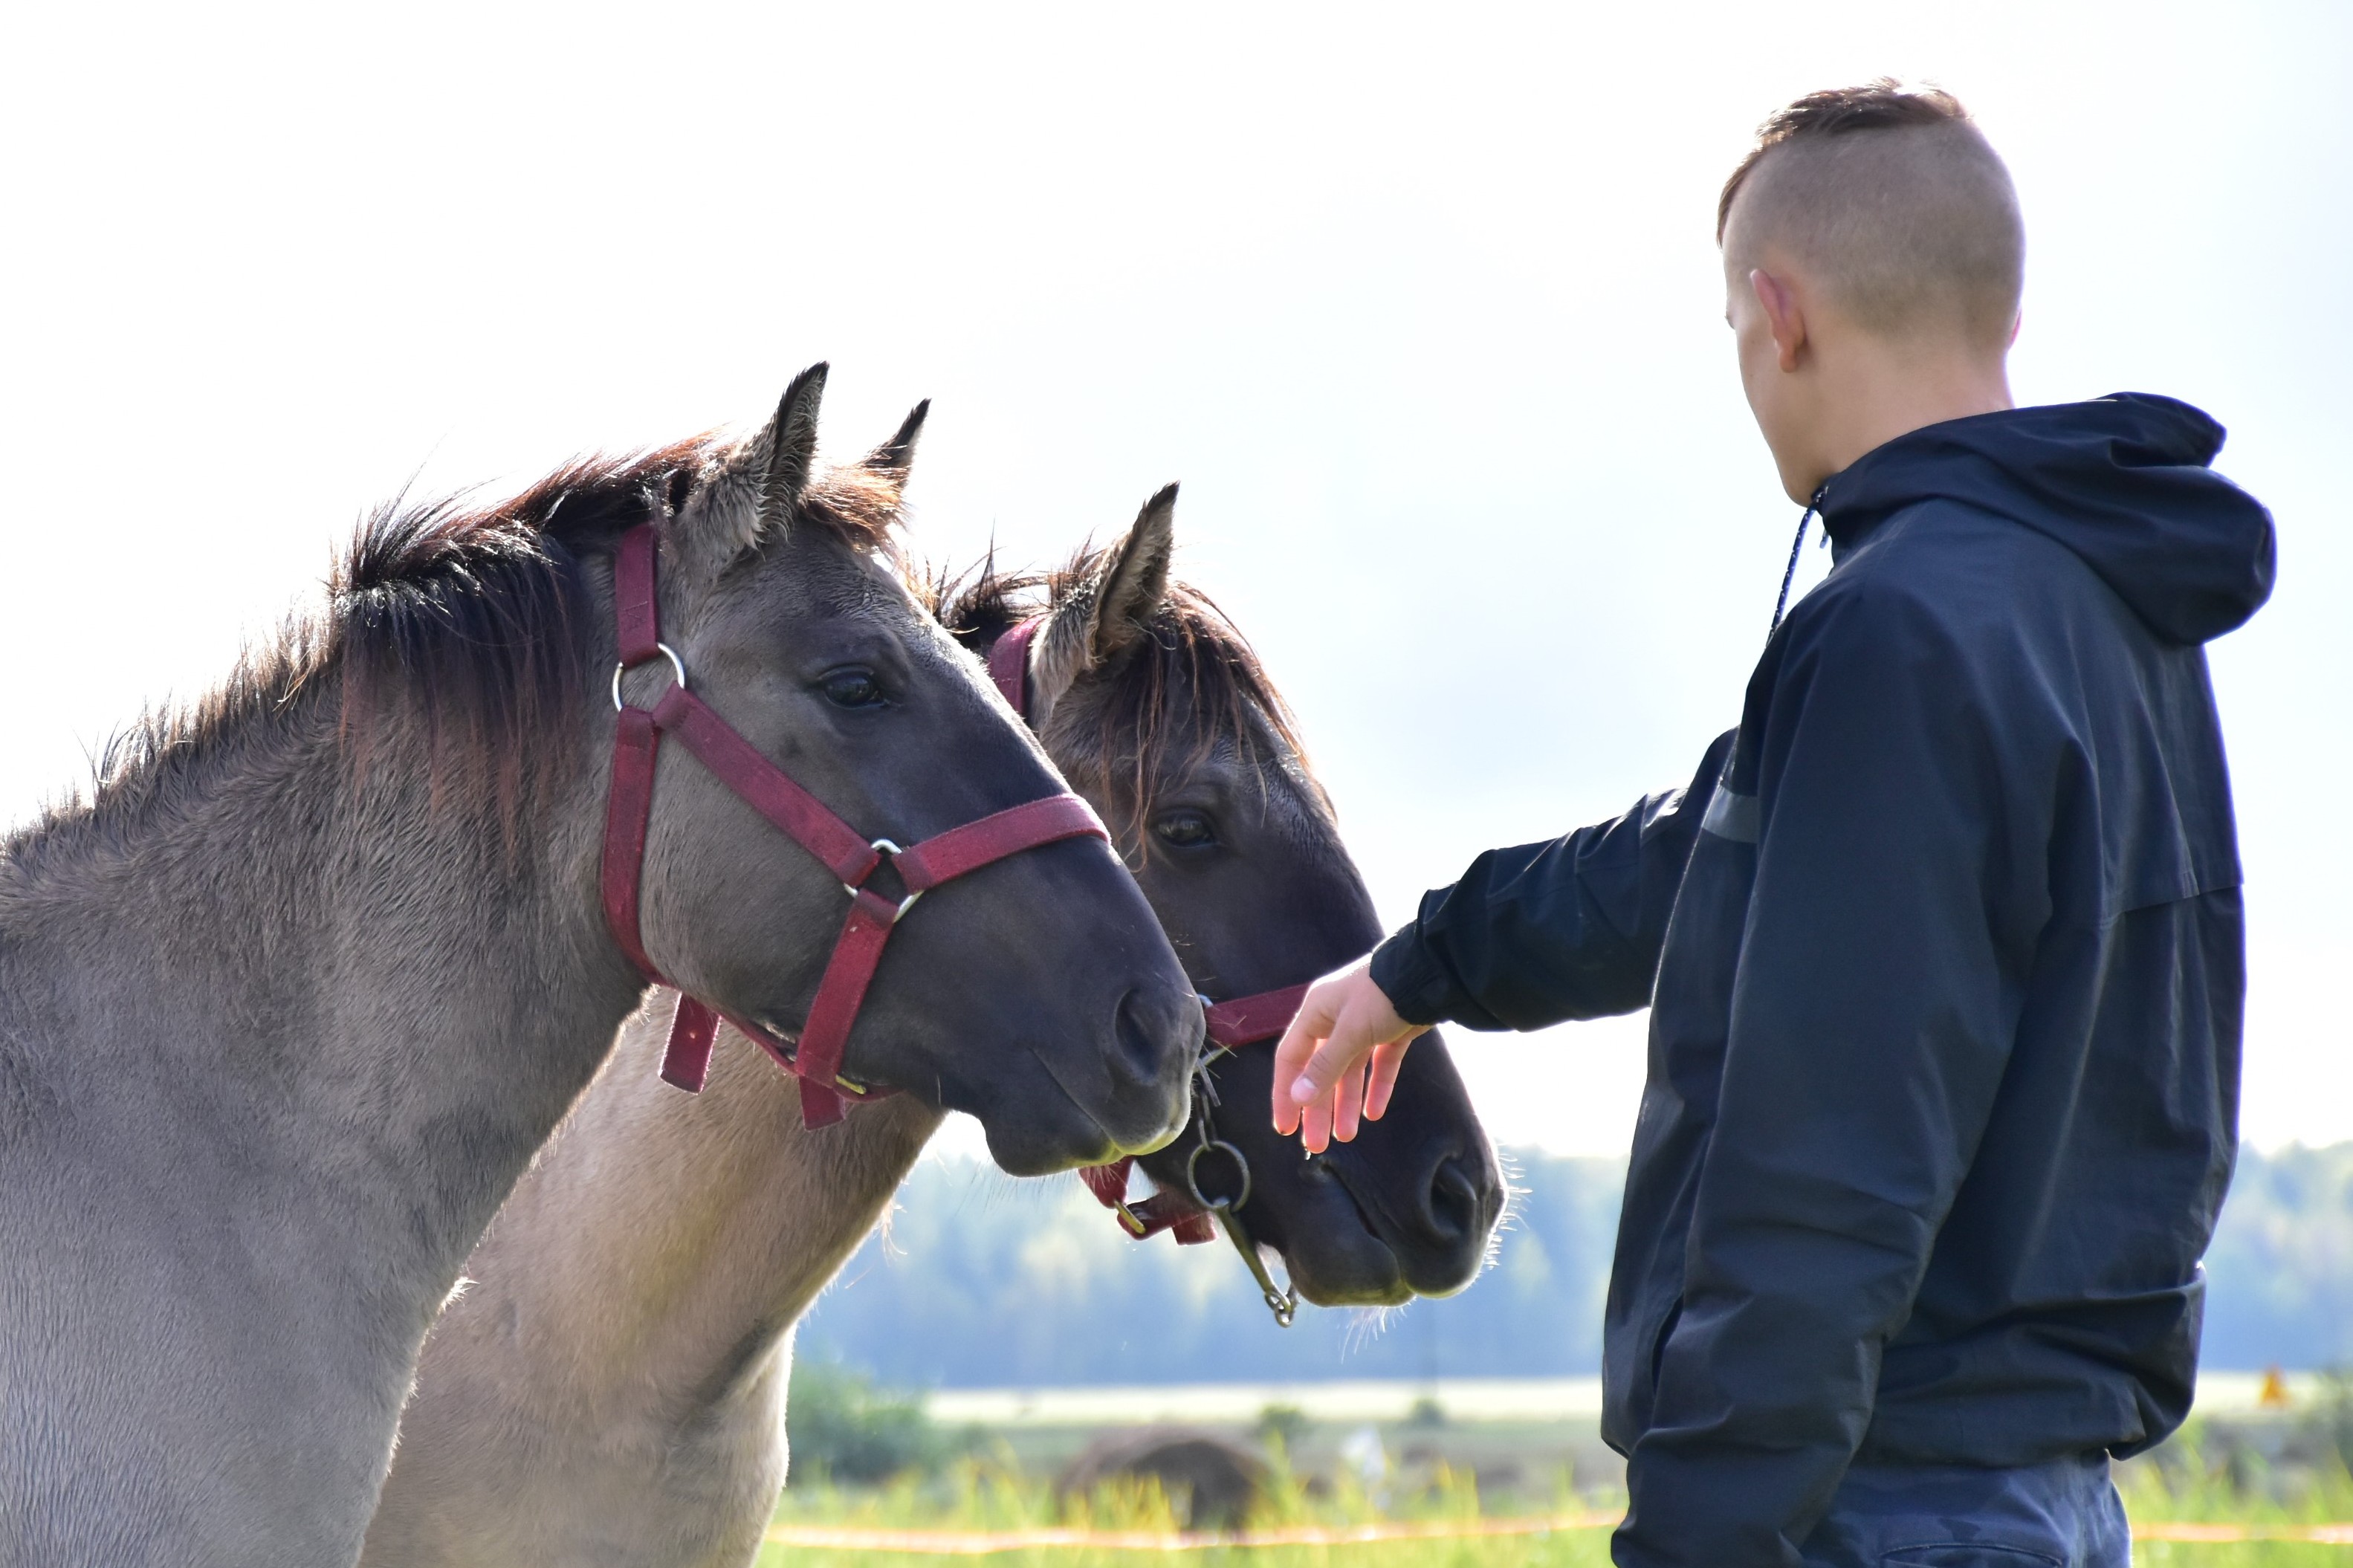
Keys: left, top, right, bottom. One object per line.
{"left": 1771, "top": 482, "right": 1831, "bottom": 635}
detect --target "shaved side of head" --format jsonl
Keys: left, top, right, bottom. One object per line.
{"left": 1721, "top": 82, "right": 2024, "bottom": 350}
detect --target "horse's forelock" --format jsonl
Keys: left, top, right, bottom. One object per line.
{"left": 793, "top": 464, "right": 905, "bottom": 557}
{"left": 944, "top": 545, "right": 1324, "bottom": 831}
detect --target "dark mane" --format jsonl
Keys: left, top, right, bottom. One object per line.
{"left": 332, "top": 435, "right": 719, "bottom": 822}
{"left": 936, "top": 547, "right": 1319, "bottom": 823}
{"left": 19, "top": 433, "right": 904, "bottom": 855}
{"left": 920, "top": 547, "right": 1033, "bottom": 646}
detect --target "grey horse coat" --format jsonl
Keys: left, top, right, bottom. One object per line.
{"left": 0, "top": 372, "right": 1197, "bottom": 1567}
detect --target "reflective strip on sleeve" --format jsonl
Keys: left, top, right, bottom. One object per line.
{"left": 1700, "top": 782, "right": 1758, "bottom": 843}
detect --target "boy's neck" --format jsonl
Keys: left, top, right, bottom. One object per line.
{"left": 1813, "top": 346, "right": 2014, "bottom": 491}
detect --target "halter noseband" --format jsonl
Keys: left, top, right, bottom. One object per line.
{"left": 991, "top": 615, "right": 1323, "bottom": 1324}
{"left": 601, "top": 522, "right": 1112, "bottom": 1130}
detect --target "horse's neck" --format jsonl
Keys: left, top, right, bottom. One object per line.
{"left": 0, "top": 690, "right": 638, "bottom": 1283}
{"left": 419, "top": 994, "right": 942, "bottom": 1425}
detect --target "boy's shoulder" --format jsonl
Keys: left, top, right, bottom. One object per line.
{"left": 1799, "top": 395, "right": 2273, "bottom": 652}
{"left": 1784, "top": 496, "right": 2107, "bottom": 664}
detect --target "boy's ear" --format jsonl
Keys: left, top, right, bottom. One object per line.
{"left": 1751, "top": 270, "right": 1807, "bottom": 372}
{"left": 1084, "top": 483, "right": 1178, "bottom": 664}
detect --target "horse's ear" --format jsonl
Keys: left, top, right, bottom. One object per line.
{"left": 756, "top": 362, "right": 830, "bottom": 532}
{"left": 859, "top": 399, "right": 929, "bottom": 491}
{"left": 1085, "top": 482, "right": 1177, "bottom": 664}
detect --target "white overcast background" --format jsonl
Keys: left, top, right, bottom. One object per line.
{"left": 4, "top": 3, "right": 2344, "bottom": 1160}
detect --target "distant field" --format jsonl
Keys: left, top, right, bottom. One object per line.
{"left": 921, "top": 1372, "right": 2326, "bottom": 1428}
{"left": 922, "top": 1378, "right": 1603, "bottom": 1428}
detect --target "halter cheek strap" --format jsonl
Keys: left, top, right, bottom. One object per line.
{"left": 601, "top": 524, "right": 1111, "bottom": 1130}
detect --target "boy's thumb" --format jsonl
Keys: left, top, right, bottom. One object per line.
{"left": 1289, "top": 1032, "right": 1357, "bottom": 1107}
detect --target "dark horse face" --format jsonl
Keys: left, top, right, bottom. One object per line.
{"left": 951, "top": 487, "right": 1505, "bottom": 1305}
{"left": 632, "top": 369, "right": 1198, "bottom": 1175}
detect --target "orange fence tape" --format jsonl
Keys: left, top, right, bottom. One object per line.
{"left": 768, "top": 1515, "right": 2353, "bottom": 1554}
{"left": 2134, "top": 1521, "right": 2353, "bottom": 1544}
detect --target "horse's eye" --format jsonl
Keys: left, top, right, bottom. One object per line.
{"left": 1153, "top": 810, "right": 1217, "bottom": 849}
{"left": 820, "top": 669, "right": 887, "bottom": 710}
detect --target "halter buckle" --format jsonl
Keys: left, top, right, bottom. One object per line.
{"left": 611, "top": 643, "right": 687, "bottom": 711}
{"left": 845, "top": 838, "right": 923, "bottom": 919}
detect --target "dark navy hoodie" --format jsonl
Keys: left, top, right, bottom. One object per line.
{"left": 1370, "top": 395, "right": 2275, "bottom": 1567}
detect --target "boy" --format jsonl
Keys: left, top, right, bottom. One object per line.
{"left": 1272, "top": 83, "right": 2275, "bottom": 1567}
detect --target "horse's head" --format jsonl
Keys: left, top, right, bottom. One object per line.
{"left": 948, "top": 487, "right": 1505, "bottom": 1304}
{"left": 615, "top": 368, "right": 1199, "bottom": 1173}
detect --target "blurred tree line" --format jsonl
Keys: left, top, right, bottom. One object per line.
{"left": 798, "top": 1142, "right": 2353, "bottom": 1387}
{"left": 2200, "top": 1142, "right": 2353, "bottom": 1370}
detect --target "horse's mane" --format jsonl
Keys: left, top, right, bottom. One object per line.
{"left": 932, "top": 546, "right": 1319, "bottom": 819}
{"left": 15, "top": 435, "right": 904, "bottom": 858}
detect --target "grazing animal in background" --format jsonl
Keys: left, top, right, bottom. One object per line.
{"left": 1058, "top": 1428, "right": 1270, "bottom": 1531}
{"left": 359, "top": 487, "right": 1506, "bottom": 1568}
{"left": 0, "top": 367, "right": 1201, "bottom": 1568}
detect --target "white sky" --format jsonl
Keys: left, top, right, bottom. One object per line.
{"left": 4, "top": 2, "right": 2344, "bottom": 1158}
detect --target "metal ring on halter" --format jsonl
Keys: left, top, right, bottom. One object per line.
{"left": 845, "top": 838, "right": 924, "bottom": 919}
{"left": 1185, "top": 1138, "right": 1253, "bottom": 1214}
{"left": 1180, "top": 1061, "right": 1297, "bottom": 1327}
{"left": 611, "top": 643, "right": 688, "bottom": 711}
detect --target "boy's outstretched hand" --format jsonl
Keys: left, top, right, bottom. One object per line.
{"left": 1270, "top": 958, "right": 1431, "bottom": 1153}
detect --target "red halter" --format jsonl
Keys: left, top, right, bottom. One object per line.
{"left": 601, "top": 524, "right": 1112, "bottom": 1129}
{"left": 1074, "top": 988, "right": 1316, "bottom": 1244}
{"left": 989, "top": 617, "right": 1324, "bottom": 1243}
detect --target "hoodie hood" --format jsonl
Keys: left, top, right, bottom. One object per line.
{"left": 1819, "top": 393, "right": 2276, "bottom": 644}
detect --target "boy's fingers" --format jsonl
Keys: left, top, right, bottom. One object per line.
{"left": 1334, "top": 1061, "right": 1367, "bottom": 1142}
{"left": 1269, "top": 963, "right": 1418, "bottom": 1144}
{"left": 1363, "top": 1035, "right": 1414, "bottom": 1122}
{"left": 1293, "top": 1026, "right": 1373, "bottom": 1112}
{"left": 1300, "top": 1094, "right": 1333, "bottom": 1155}
{"left": 1272, "top": 1054, "right": 1305, "bottom": 1135}
{"left": 1269, "top": 988, "right": 1344, "bottom": 1130}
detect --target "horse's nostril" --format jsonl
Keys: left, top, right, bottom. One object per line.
{"left": 1423, "top": 1153, "right": 1484, "bottom": 1244}
{"left": 1112, "top": 983, "right": 1202, "bottom": 1086}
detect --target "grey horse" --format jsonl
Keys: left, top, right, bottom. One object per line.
{"left": 0, "top": 367, "right": 1200, "bottom": 1567}
{"left": 359, "top": 490, "right": 1505, "bottom": 1567}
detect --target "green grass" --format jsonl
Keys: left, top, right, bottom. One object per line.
{"left": 763, "top": 1444, "right": 1616, "bottom": 1566}
{"left": 2117, "top": 1429, "right": 2353, "bottom": 1567}
{"left": 758, "top": 1425, "right": 2353, "bottom": 1567}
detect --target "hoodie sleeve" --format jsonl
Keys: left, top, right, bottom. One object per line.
{"left": 1615, "top": 583, "right": 2042, "bottom": 1568}
{"left": 1368, "top": 730, "right": 1734, "bottom": 1030}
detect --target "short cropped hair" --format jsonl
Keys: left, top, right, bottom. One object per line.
{"left": 1718, "top": 81, "right": 2024, "bottom": 349}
